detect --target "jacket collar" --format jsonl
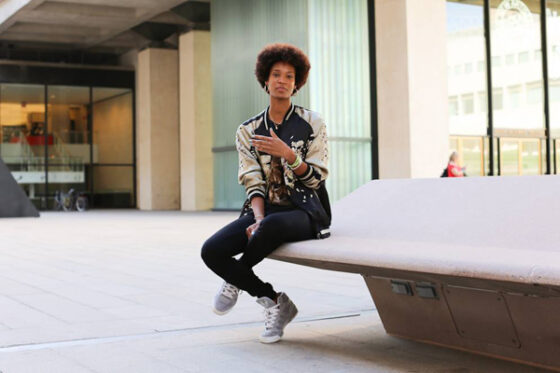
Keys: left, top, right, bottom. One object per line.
{"left": 264, "top": 103, "right": 295, "bottom": 131}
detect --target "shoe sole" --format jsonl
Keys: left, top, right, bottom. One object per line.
{"left": 213, "top": 307, "right": 232, "bottom": 316}
{"left": 259, "top": 333, "right": 283, "bottom": 344}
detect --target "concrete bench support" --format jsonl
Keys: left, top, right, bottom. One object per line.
{"left": 271, "top": 176, "right": 560, "bottom": 371}
{"left": 364, "top": 273, "right": 560, "bottom": 370}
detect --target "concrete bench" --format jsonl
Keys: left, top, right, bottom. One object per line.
{"left": 271, "top": 175, "right": 560, "bottom": 371}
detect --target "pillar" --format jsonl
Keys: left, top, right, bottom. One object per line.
{"left": 179, "top": 30, "right": 213, "bottom": 210}
{"left": 136, "top": 48, "right": 180, "bottom": 210}
{"left": 375, "top": 0, "right": 449, "bottom": 178}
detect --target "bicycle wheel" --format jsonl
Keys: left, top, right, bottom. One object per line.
{"left": 76, "top": 196, "right": 88, "bottom": 212}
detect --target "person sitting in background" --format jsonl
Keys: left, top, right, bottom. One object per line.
{"left": 447, "top": 151, "right": 465, "bottom": 177}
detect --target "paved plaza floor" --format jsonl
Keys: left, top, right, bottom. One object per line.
{"left": 0, "top": 211, "right": 549, "bottom": 372}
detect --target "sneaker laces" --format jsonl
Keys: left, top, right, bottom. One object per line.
{"left": 264, "top": 304, "right": 281, "bottom": 330}
{"left": 221, "top": 283, "right": 240, "bottom": 299}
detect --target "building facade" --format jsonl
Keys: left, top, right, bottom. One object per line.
{"left": 0, "top": 0, "right": 558, "bottom": 211}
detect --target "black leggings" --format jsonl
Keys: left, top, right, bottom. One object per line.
{"left": 201, "top": 205, "right": 314, "bottom": 299}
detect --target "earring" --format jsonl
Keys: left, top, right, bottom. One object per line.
{"left": 292, "top": 87, "right": 298, "bottom": 96}
{"left": 264, "top": 84, "right": 270, "bottom": 94}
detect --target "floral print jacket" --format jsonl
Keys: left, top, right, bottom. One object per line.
{"left": 236, "top": 104, "right": 331, "bottom": 238}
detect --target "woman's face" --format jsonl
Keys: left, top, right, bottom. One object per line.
{"left": 266, "top": 61, "right": 296, "bottom": 99}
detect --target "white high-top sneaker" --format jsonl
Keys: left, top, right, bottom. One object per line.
{"left": 213, "top": 282, "right": 241, "bottom": 315}
{"left": 256, "top": 292, "right": 298, "bottom": 343}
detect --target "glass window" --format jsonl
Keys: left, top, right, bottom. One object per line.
{"left": 526, "top": 82, "right": 543, "bottom": 105}
{"left": 548, "top": 1, "right": 560, "bottom": 136}
{"left": 447, "top": 0, "right": 486, "bottom": 136}
{"left": 551, "top": 81, "right": 560, "bottom": 102}
{"left": 477, "top": 60, "right": 485, "bottom": 72}
{"left": 450, "top": 136, "right": 484, "bottom": 176}
{"left": 556, "top": 139, "right": 560, "bottom": 174}
{"left": 507, "top": 85, "right": 522, "bottom": 108}
{"left": 534, "top": 49, "right": 542, "bottom": 61}
{"left": 93, "top": 166, "right": 134, "bottom": 208}
{"left": 454, "top": 64, "right": 462, "bottom": 75}
{"left": 493, "top": 88, "right": 504, "bottom": 110}
{"left": 505, "top": 53, "right": 515, "bottom": 65}
{"left": 46, "top": 86, "right": 89, "bottom": 208}
{"left": 500, "top": 138, "right": 542, "bottom": 176}
{"left": 0, "top": 84, "right": 45, "bottom": 208}
{"left": 462, "top": 94, "right": 474, "bottom": 114}
{"left": 490, "top": 0, "right": 543, "bottom": 131}
{"left": 492, "top": 56, "right": 502, "bottom": 67}
{"left": 92, "top": 88, "right": 133, "bottom": 164}
{"left": 500, "top": 138, "right": 519, "bottom": 175}
{"left": 520, "top": 139, "right": 540, "bottom": 175}
{"left": 449, "top": 96, "right": 459, "bottom": 116}
{"left": 478, "top": 91, "right": 487, "bottom": 113}
{"left": 462, "top": 137, "right": 483, "bottom": 176}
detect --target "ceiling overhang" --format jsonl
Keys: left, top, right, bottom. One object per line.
{"left": 0, "top": 0, "right": 210, "bottom": 63}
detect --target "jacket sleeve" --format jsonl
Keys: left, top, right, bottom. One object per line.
{"left": 236, "top": 124, "right": 266, "bottom": 201}
{"left": 298, "top": 117, "right": 329, "bottom": 190}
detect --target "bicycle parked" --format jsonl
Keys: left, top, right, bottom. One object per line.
{"left": 53, "top": 189, "right": 88, "bottom": 212}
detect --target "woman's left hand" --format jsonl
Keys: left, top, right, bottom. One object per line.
{"left": 252, "top": 129, "right": 293, "bottom": 160}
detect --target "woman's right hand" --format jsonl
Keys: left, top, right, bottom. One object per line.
{"left": 246, "top": 217, "right": 263, "bottom": 239}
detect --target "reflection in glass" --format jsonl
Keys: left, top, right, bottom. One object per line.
{"left": 93, "top": 166, "right": 134, "bottom": 208}
{"left": 521, "top": 139, "right": 540, "bottom": 175}
{"left": 556, "top": 139, "right": 560, "bottom": 174}
{"left": 450, "top": 136, "right": 484, "bottom": 176}
{"left": 548, "top": 0, "right": 560, "bottom": 136}
{"left": 500, "top": 138, "right": 520, "bottom": 175}
{"left": 500, "top": 138, "right": 542, "bottom": 175}
{"left": 490, "top": 0, "right": 544, "bottom": 132}
{"left": 0, "top": 84, "right": 46, "bottom": 208}
{"left": 47, "top": 86, "right": 89, "bottom": 206}
{"left": 92, "top": 88, "right": 133, "bottom": 164}
{"left": 447, "top": 0, "right": 487, "bottom": 136}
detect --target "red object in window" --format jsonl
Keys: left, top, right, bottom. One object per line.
{"left": 26, "top": 135, "right": 54, "bottom": 145}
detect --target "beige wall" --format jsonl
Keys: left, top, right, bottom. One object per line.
{"left": 93, "top": 93, "right": 133, "bottom": 164}
{"left": 137, "top": 48, "right": 180, "bottom": 210}
{"left": 48, "top": 104, "right": 87, "bottom": 138}
{"left": 375, "top": 0, "right": 449, "bottom": 179}
{"left": 0, "top": 103, "right": 44, "bottom": 127}
{"left": 93, "top": 92, "right": 133, "bottom": 192}
{"left": 93, "top": 166, "right": 133, "bottom": 194}
{"left": 179, "top": 31, "right": 213, "bottom": 211}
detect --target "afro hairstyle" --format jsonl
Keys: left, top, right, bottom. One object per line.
{"left": 255, "top": 43, "right": 311, "bottom": 92}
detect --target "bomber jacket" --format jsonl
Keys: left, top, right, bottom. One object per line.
{"left": 236, "top": 104, "right": 332, "bottom": 238}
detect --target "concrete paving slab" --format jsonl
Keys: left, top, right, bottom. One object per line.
{"left": 0, "top": 210, "right": 550, "bottom": 372}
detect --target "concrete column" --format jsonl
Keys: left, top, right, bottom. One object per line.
{"left": 179, "top": 31, "right": 213, "bottom": 211}
{"left": 375, "top": 0, "right": 449, "bottom": 178}
{"left": 137, "top": 48, "right": 180, "bottom": 210}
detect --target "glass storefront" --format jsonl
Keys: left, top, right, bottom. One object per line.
{"left": 447, "top": 0, "right": 557, "bottom": 176}
{"left": 548, "top": 0, "right": 560, "bottom": 146}
{"left": 0, "top": 84, "right": 46, "bottom": 208}
{"left": 46, "top": 85, "right": 89, "bottom": 209}
{"left": 0, "top": 82, "right": 134, "bottom": 209}
{"left": 447, "top": 0, "right": 487, "bottom": 138}
{"left": 92, "top": 88, "right": 134, "bottom": 207}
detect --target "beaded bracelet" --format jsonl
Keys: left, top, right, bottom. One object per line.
{"left": 288, "top": 154, "right": 302, "bottom": 170}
